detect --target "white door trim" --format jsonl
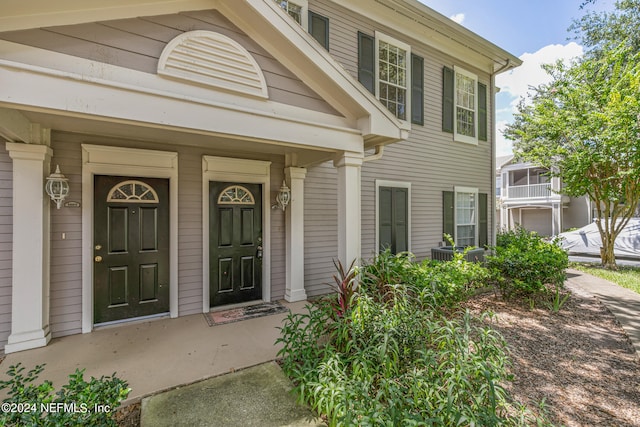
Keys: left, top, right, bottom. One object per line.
{"left": 81, "top": 144, "right": 179, "bottom": 333}
{"left": 202, "top": 156, "right": 271, "bottom": 312}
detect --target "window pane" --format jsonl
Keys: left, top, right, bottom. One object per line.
{"left": 274, "top": 0, "right": 302, "bottom": 24}
{"left": 456, "top": 191, "right": 476, "bottom": 246}
{"left": 455, "top": 71, "right": 476, "bottom": 138}
{"left": 378, "top": 38, "right": 408, "bottom": 120}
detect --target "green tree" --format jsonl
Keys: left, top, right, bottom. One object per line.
{"left": 573, "top": 0, "right": 640, "bottom": 58}
{"left": 504, "top": 42, "right": 640, "bottom": 269}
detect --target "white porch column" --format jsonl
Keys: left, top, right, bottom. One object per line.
{"left": 334, "top": 152, "right": 363, "bottom": 268}
{"left": 552, "top": 202, "right": 563, "bottom": 236}
{"left": 5, "top": 142, "right": 52, "bottom": 353}
{"left": 284, "top": 167, "right": 307, "bottom": 302}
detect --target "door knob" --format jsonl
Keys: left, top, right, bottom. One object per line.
{"left": 94, "top": 255, "right": 103, "bottom": 263}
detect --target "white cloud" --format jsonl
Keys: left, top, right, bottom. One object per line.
{"left": 449, "top": 13, "right": 465, "bottom": 24}
{"left": 497, "top": 42, "right": 583, "bottom": 108}
{"left": 495, "top": 42, "right": 583, "bottom": 155}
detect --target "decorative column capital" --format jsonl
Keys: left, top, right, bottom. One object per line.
{"left": 285, "top": 166, "right": 307, "bottom": 181}
{"left": 6, "top": 142, "right": 52, "bottom": 162}
{"left": 333, "top": 151, "right": 363, "bottom": 168}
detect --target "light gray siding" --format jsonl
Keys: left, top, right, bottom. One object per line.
{"left": 0, "top": 10, "right": 339, "bottom": 116}
{"left": 302, "top": 0, "right": 496, "bottom": 295}
{"left": 304, "top": 162, "right": 338, "bottom": 298}
{"left": 48, "top": 132, "right": 287, "bottom": 337}
{"left": 0, "top": 147, "right": 12, "bottom": 352}
{"left": 564, "top": 197, "right": 592, "bottom": 231}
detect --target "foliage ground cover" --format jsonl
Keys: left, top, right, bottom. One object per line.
{"left": 277, "top": 231, "right": 569, "bottom": 426}
{"left": 571, "top": 262, "right": 640, "bottom": 295}
{"left": 0, "top": 363, "right": 130, "bottom": 427}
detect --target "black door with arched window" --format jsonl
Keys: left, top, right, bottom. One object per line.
{"left": 94, "top": 175, "right": 170, "bottom": 324}
{"left": 210, "top": 182, "right": 262, "bottom": 307}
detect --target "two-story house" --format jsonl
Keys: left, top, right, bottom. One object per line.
{"left": 497, "top": 155, "right": 593, "bottom": 236}
{"left": 0, "top": 0, "right": 520, "bottom": 354}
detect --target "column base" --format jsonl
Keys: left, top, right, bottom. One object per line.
{"left": 284, "top": 288, "right": 307, "bottom": 303}
{"left": 5, "top": 326, "right": 51, "bottom": 354}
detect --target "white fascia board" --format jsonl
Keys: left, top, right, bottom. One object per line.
{"left": 0, "top": 42, "right": 363, "bottom": 152}
{"left": 0, "top": 0, "right": 215, "bottom": 32}
{"left": 220, "top": 0, "right": 409, "bottom": 141}
{"left": 501, "top": 162, "right": 538, "bottom": 172}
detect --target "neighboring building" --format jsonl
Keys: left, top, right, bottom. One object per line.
{"left": 0, "top": 0, "right": 520, "bottom": 353}
{"left": 497, "top": 155, "right": 593, "bottom": 236}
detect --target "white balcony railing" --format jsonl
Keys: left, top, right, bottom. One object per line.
{"left": 506, "top": 183, "right": 552, "bottom": 199}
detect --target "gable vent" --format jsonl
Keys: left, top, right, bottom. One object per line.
{"left": 158, "top": 30, "right": 268, "bottom": 99}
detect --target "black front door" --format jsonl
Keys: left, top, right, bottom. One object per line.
{"left": 94, "top": 176, "right": 170, "bottom": 323}
{"left": 210, "top": 182, "right": 263, "bottom": 307}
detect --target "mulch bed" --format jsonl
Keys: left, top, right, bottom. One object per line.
{"left": 462, "top": 287, "right": 640, "bottom": 426}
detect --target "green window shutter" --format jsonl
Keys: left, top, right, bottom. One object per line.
{"left": 394, "top": 188, "right": 408, "bottom": 252}
{"left": 478, "top": 83, "right": 488, "bottom": 141}
{"left": 358, "top": 32, "right": 375, "bottom": 94}
{"left": 442, "top": 191, "right": 455, "bottom": 242}
{"left": 442, "top": 66, "right": 454, "bottom": 133}
{"left": 308, "top": 11, "right": 329, "bottom": 50}
{"left": 478, "top": 192, "right": 488, "bottom": 247}
{"left": 379, "top": 187, "right": 409, "bottom": 253}
{"left": 411, "top": 54, "right": 424, "bottom": 125}
{"left": 379, "top": 187, "right": 393, "bottom": 252}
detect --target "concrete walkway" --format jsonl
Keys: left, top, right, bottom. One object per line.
{"left": 140, "top": 362, "right": 324, "bottom": 427}
{"left": 0, "top": 300, "right": 308, "bottom": 405}
{"left": 566, "top": 268, "right": 640, "bottom": 357}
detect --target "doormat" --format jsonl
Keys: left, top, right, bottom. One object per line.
{"left": 204, "top": 302, "right": 289, "bottom": 327}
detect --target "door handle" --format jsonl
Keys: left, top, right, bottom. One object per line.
{"left": 94, "top": 255, "right": 103, "bottom": 263}
{"left": 256, "top": 245, "right": 263, "bottom": 260}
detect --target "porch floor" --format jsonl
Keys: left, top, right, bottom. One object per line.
{"left": 0, "top": 300, "right": 308, "bottom": 405}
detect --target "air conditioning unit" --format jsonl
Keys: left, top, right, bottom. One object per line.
{"left": 431, "top": 246, "right": 485, "bottom": 263}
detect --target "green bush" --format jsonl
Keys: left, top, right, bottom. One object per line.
{"left": 0, "top": 363, "right": 130, "bottom": 427}
{"left": 487, "top": 227, "right": 568, "bottom": 298}
{"left": 360, "top": 249, "right": 489, "bottom": 309}
{"left": 277, "top": 284, "right": 540, "bottom": 426}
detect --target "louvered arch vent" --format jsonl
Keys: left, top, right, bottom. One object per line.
{"left": 158, "top": 30, "right": 268, "bottom": 99}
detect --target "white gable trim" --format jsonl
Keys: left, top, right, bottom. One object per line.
{"left": 0, "top": 42, "right": 365, "bottom": 153}
{"left": 158, "top": 31, "right": 269, "bottom": 99}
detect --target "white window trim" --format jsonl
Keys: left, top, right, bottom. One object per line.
{"left": 375, "top": 31, "right": 412, "bottom": 123}
{"left": 454, "top": 186, "right": 479, "bottom": 247}
{"left": 453, "top": 66, "right": 478, "bottom": 145}
{"left": 375, "top": 180, "right": 412, "bottom": 253}
{"left": 275, "top": 0, "right": 309, "bottom": 30}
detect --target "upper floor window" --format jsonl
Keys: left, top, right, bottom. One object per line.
{"left": 442, "top": 66, "right": 488, "bottom": 145}
{"left": 275, "top": 0, "right": 303, "bottom": 23}
{"left": 357, "top": 32, "right": 423, "bottom": 123}
{"left": 455, "top": 68, "right": 477, "bottom": 142}
{"left": 377, "top": 36, "right": 409, "bottom": 121}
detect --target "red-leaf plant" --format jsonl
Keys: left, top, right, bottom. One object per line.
{"left": 329, "top": 259, "right": 358, "bottom": 319}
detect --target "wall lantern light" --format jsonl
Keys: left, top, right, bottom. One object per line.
{"left": 273, "top": 180, "right": 291, "bottom": 211}
{"left": 45, "top": 165, "right": 70, "bottom": 209}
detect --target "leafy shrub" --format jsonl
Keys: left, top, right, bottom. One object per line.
{"left": 277, "top": 285, "right": 538, "bottom": 426}
{"left": 360, "top": 249, "right": 490, "bottom": 309}
{"left": 487, "top": 227, "right": 568, "bottom": 299}
{"left": 0, "top": 363, "right": 130, "bottom": 427}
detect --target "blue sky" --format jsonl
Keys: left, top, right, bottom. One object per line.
{"left": 418, "top": 0, "right": 617, "bottom": 156}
